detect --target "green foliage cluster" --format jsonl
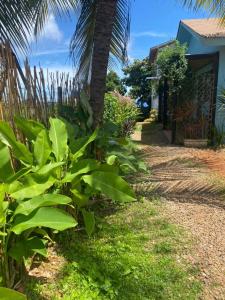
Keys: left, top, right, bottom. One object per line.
{"left": 103, "top": 92, "right": 140, "bottom": 137}
{"left": 0, "top": 116, "right": 138, "bottom": 296}
{"left": 106, "top": 71, "right": 126, "bottom": 95}
{"left": 26, "top": 200, "right": 201, "bottom": 299}
{"left": 156, "top": 41, "right": 188, "bottom": 92}
{"left": 123, "top": 58, "right": 152, "bottom": 99}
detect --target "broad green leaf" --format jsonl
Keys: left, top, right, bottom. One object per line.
{"left": 82, "top": 172, "right": 136, "bottom": 203}
{"left": 63, "top": 159, "right": 99, "bottom": 183}
{"left": 14, "top": 194, "right": 72, "bottom": 216}
{"left": 0, "top": 288, "right": 27, "bottom": 300}
{"left": 49, "top": 118, "right": 68, "bottom": 162}
{"left": 72, "top": 129, "right": 98, "bottom": 161}
{"left": 71, "top": 189, "right": 89, "bottom": 207}
{"left": 10, "top": 176, "right": 55, "bottom": 201}
{"left": 36, "top": 162, "right": 65, "bottom": 175}
{"left": 97, "top": 164, "right": 119, "bottom": 174}
{"left": 6, "top": 167, "right": 31, "bottom": 184}
{"left": 8, "top": 237, "right": 47, "bottom": 262}
{"left": 34, "top": 129, "right": 51, "bottom": 166}
{"left": 0, "top": 121, "right": 33, "bottom": 164}
{"left": 11, "top": 207, "right": 77, "bottom": 234}
{"left": 82, "top": 209, "right": 95, "bottom": 236}
{"left": 0, "top": 141, "right": 14, "bottom": 181}
{"left": 15, "top": 116, "right": 45, "bottom": 141}
{"left": 106, "top": 155, "right": 117, "bottom": 165}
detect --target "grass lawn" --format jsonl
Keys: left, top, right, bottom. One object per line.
{"left": 26, "top": 199, "right": 201, "bottom": 300}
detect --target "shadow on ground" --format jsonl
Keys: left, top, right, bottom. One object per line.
{"left": 133, "top": 121, "right": 225, "bottom": 210}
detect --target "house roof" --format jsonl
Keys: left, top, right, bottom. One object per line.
{"left": 149, "top": 40, "right": 175, "bottom": 63}
{"left": 181, "top": 18, "right": 225, "bottom": 38}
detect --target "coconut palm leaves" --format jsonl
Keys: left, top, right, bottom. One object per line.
{"left": 70, "top": 0, "right": 131, "bottom": 81}
{"left": 0, "top": 0, "right": 78, "bottom": 55}
{"left": 181, "top": 0, "right": 225, "bottom": 21}
{"left": 0, "top": 0, "right": 33, "bottom": 54}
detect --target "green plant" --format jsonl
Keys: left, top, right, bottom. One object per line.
{"left": 103, "top": 92, "right": 140, "bottom": 137}
{"left": 156, "top": 41, "right": 188, "bottom": 93}
{"left": 0, "top": 116, "right": 136, "bottom": 289}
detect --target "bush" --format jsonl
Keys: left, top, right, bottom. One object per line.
{"left": 104, "top": 92, "right": 140, "bottom": 137}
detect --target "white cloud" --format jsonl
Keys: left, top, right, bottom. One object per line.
{"left": 132, "top": 31, "right": 168, "bottom": 38}
{"left": 28, "top": 14, "right": 63, "bottom": 44}
{"left": 40, "top": 14, "right": 63, "bottom": 42}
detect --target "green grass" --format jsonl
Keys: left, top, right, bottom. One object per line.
{"left": 26, "top": 200, "right": 201, "bottom": 300}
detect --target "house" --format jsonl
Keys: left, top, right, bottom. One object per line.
{"left": 150, "top": 18, "right": 225, "bottom": 144}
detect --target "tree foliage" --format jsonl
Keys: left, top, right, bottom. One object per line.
{"left": 123, "top": 58, "right": 152, "bottom": 99}
{"left": 156, "top": 41, "right": 188, "bottom": 92}
{"left": 106, "top": 71, "right": 126, "bottom": 95}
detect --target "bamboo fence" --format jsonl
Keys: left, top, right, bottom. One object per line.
{"left": 0, "top": 43, "right": 79, "bottom": 128}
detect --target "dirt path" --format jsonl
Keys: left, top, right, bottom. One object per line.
{"left": 133, "top": 123, "right": 225, "bottom": 300}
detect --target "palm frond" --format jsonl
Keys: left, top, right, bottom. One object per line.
{"left": 31, "top": 0, "right": 79, "bottom": 36}
{"left": 181, "top": 0, "right": 225, "bottom": 22}
{"left": 70, "top": 0, "right": 131, "bottom": 82}
{"left": 0, "top": 0, "right": 34, "bottom": 54}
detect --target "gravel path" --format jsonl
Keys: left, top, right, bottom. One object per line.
{"left": 133, "top": 123, "right": 225, "bottom": 300}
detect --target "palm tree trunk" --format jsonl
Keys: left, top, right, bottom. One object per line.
{"left": 90, "top": 0, "right": 117, "bottom": 127}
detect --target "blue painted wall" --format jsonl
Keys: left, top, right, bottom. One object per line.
{"left": 177, "top": 23, "right": 225, "bottom": 129}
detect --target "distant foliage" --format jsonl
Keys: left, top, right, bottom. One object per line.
{"left": 104, "top": 92, "right": 140, "bottom": 137}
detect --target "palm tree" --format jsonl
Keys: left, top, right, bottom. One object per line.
{"left": 70, "top": 0, "right": 130, "bottom": 126}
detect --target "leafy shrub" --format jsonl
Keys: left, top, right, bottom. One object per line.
{"left": 103, "top": 92, "right": 140, "bottom": 137}
{"left": 0, "top": 117, "right": 136, "bottom": 291}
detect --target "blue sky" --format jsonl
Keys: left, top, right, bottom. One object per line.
{"left": 27, "top": 0, "right": 210, "bottom": 75}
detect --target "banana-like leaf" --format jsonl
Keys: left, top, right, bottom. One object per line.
{"left": 71, "top": 129, "right": 98, "bottom": 161}
{"left": 0, "top": 288, "right": 26, "bottom": 300}
{"left": 0, "top": 141, "right": 14, "bottom": 181}
{"left": 14, "top": 194, "right": 72, "bottom": 216}
{"left": 49, "top": 118, "right": 68, "bottom": 162}
{"left": 34, "top": 129, "right": 52, "bottom": 166}
{"left": 15, "top": 117, "right": 45, "bottom": 141}
{"left": 10, "top": 176, "right": 55, "bottom": 201}
{"left": 71, "top": 189, "right": 89, "bottom": 207}
{"left": 6, "top": 167, "right": 31, "bottom": 184}
{"left": 82, "top": 171, "right": 136, "bottom": 203}
{"left": 8, "top": 237, "right": 47, "bottom": 262}
{"left": 11, "top": 207, "right": 77, "bottom": 234}
{"left": 0, "top": 121, "right": 33, "bottom": 165}
{"left": 63, "top": 159, "right": 99, "bottom": 183}
{"left": 107, "top": 155, "right": 117, "bottom": 165}
{"left": 82, "top": 209, "right": 95, "bottom": 236}
{"left": 36, "top": 162, "right": 65, "bottom": 175}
